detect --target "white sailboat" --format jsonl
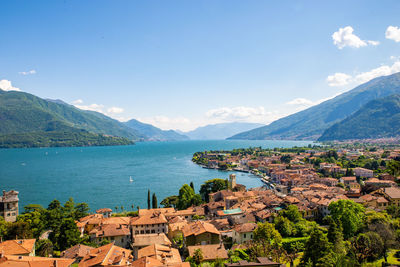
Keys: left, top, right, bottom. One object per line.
{"left": 129, "top": 176, "right": 134, "bottom": 182}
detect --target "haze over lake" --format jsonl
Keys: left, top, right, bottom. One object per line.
{"left": 0, "top": 140, "right": 313, "bottom": 211}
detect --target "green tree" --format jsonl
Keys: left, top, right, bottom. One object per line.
{"left": 253, "top": 222, "right": 282, "bottom": 258}
{"left": 152, "top": 193, "right": 158, "bottom": 209}
{"left": 147, "top": 189, "right": 151, "bottom": 209}
{"left": 177, "top": 184, "right": 202, "bottom": 210}
{"left": 160, "top": 195, "right": 179, "bottom": 208}
{"left": 274, "top": 216, "right": 293, "bottom": 237}
{"left": 74, "top": 202, "right": 89, "bottom": 219}
{"left": 190, "top": 181, "right": 195, "bottom": 191}
{"left": 6, "top": 221, "right": 33, "bottom": 239}
{"left": 328, "top": 199, "right": 365, "bottom": 239}
{"left": 282, "top": 205, "right": 302, "bottom": 223}
{"left": 326, "top": 217, "right": 345, "bottom": 254}
{"left": 199, "top": 179, "right": 228, "bottom": 202}
{"left": 193, "top": 248, "right": 203, "bottom": 265}
{"left": 51, "top": 218, "right": 81, "bottom": 251}
{"left": 35, "top": 239, "right": 53, "bottom": 257}
{"left": 300, "top": 227, "right": 332, "bottom": 267}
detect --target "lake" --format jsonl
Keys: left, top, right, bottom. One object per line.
{"left": 0, "top": 140, "right": 313, "bottom": 212}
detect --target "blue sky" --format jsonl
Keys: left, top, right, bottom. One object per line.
{"left": 1, "top": 0, "right": 400, "bottom": 131}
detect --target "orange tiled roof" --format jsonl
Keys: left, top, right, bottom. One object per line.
{"left": 138, "top": 244, "right": 181, "bottom": 264}
{"left": 0, "top": 255, "right": 74, "bottom": 267}
{"left": 182, "top": 221, "right": 220, "bottom": 237}
{"left": 61, "top": 244, "right": 94, "bottom": 259}
{"left": 130, "top": 213, "right": 167, "bottom": 226}
{"left": 0, "top": 239, "right": 36, "bottom": 255}
{"left": 187, "top": 244, "right": 228, "bottom": 261}
{"left": 78, "top": 243, "right": 132, "bottom": 267}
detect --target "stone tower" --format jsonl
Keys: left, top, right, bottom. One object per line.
{"left": 229, "top": 174, "right": 237, "bottom": 190}
{"left": 0, "top": 190, "right": 19, "bottom": 222}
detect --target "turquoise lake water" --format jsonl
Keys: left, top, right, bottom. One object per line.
{"left": 0, "top": 140, "right": 313, "bottom": 212}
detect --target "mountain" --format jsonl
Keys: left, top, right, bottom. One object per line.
{"left": 0, "top": 90, "right": 143, "bottom": 147}
{"left": 124, "top": 119, "right": 189, "bottom": 141}
{"left": 318, "top": 94, "right": 400, "bottom": 141}
{"left": 229, "top": 72, "right": 400, "bottom": 140}
{"left": 183, "top": 122, "right": 265, "bottom": 140}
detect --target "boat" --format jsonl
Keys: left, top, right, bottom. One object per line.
{"left": 129, "top": 176, "right": 133, "bottom": 182}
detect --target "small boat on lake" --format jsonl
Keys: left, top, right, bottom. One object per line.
{"left": 129, "top": 176, "right": 133, "bottom": 182}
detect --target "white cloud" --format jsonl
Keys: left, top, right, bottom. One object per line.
{"left": 74, "top": 103, "right": 104, "bottom": 113}
{"left": 332, "top": 26, "right": 378, "bottom": 49}
{"left": 19, "top": 70, "right": 36, "bottom": 75}
{"left": 286, "top": 98, "right": 314, "bottom": 106}
{"left": 138, "top": 116, "right": 192, "bottom": 131}
{"left": 327, "top": 60, "right": 400, "bottom": 87}
{"left": 0, "top": 80, "right": 21, "bottom": 91}
{"left": 326, "top": 73, "right": 352, "bottom": 87}
{"left": 107, "top": 107, "right": 124, "bottom": 114}
{"left": 206, "top": 106, "right": 267, "bottom": 121}
{"left": 386, "top": 26, "right": 400, "bottom": 42}
{"left": 72, "top": 99, "right": 83, "bottom": 104}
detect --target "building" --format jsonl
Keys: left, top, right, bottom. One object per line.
{"left": 78, "top": 243, "right": 133, "bottom": 267}
{"left": 0, "top": 239, "right": 36, "bottom": 256}
{"left": 131, "top": 233, "right": 171, "bottom": 259}
{"left": 0, "top": 255, "right": 75, "bottom": 267}
{"left": 225, "top": 257, "right": 284, "bottom": 267}
{"left": 96, "top": 208, "right": 112, "bottom": 218}
{"left": 354, "top": 167, "right": 374, "bottom": 178}
{"left": 382, "top": 187, "right": 400, "bottom": 206}
{"left": 340, "top": 176, "right": 357, "bottom": 186}
{"left": 130, "top": 212, "right": 168, "bottom": 235}
{"left": 229, "top": 174, "right": 237, "bottom": 190}
{"left": 61, "top": 244, "right": 94, "bottom": 264}
{"left": 0, "top": 190, "right": 19, "bottom": 222}
{"left": 138, "top": 244, "right": 182, "bottom": 265}
{"left": 89, "top": 224, "right": 131, "bottom": 248}
{"left": 182, "top": 221, "right": 221, "bottom": 246}
{"left": 187, "top": 244, "right": 228, "bottom": 262}
{"left": 232, "top": 223, "right": 257, "bottom": 244}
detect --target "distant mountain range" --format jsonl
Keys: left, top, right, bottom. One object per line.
{"left": 318, "top": 94, "right": 400, "bottom": 141}
{"left": 183, "top": 122, "right": 264, "bottom": 140}
{"left": 124, "top": 119, "right": 189, "bottom": 141}
{"left": 229, "top": 72, "right": 400, "bottom": 140}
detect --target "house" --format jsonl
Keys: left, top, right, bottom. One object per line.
{"left": 130, "top": 212, "right": 168, "bottom": 235}
{"left": 0, "top": 239, "right": 36, "bottom": 256}
{"left": 232, "top": 223, "right": 257, "bottom": 244}
{"left": 89, "top": 224, "right": 131, "bottom": 248}
{"left": 96, "top": 208, "right": 112, "bottom": 218}
{"left": 61, "top": 244, "right": 94, "bottom": 264}
{"left": 187, "top": 244, "right": 228, "bottom": 261}
{"left": 225, "top": 257, "right": 284, "bottom": 267}
{"left": 354, "top": 167, "right": 374, "bottom": 178}
{"left": 0, "top": 254, "right": 75, "bottom": 267}
{"left": 182, "top": 221, "right": 221, "bottom": 246}
{"left": 167, "top": 216, "right": 188, "bottom": 240}
{"left": 131, "top": 233, "right": 171, "bottom": 259}
{"left": 78, "top": 243, "right": 133, "bottom": 266}
{"left": 0, "top": 190, "right": 19, "bottom": 222}
{"left": 382, "top": 187, "right": 400, "bottom": 206}
{"left": 340, "top": 176, "right": 357, "bottom": 186}
{"left": 364, "top": 178, "right": 396, "bottom": 188}
{"left": 138, "top": 244, "right": 182, "bottom": 265}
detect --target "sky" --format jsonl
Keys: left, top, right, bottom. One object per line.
{"left": 1, "top": 0, "right": 400, "bottom": 131}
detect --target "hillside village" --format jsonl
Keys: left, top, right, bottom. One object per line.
{"left": 1, "top": 143, "right": 400, "bottom": 266}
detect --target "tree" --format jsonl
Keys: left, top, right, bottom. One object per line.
{"left": 282, "top": 205, "right": 302, "bottom": 223}
{"left": 351, "top": 232, "right": 383, "bottom": 264}
{"left": 147, "top": 190, "right": 151, "bottom": 209}
{"left": 190, "top": 182, "right": 195, "bottom": 191}
{"left": 193, "top": 248, "right": 203, "bottom": 265}
{"left": 300, "top": 227, "right": 332, "bottom": 267}
{"left": 51, "top": 218, "right": 81, "bottom": 251}
{"left": 274, "top": 216, "right": 293, "bottom": 237}
{"left": 23, "top": 204, "right": 44, "bottom": 213}
{"left": 6, "top": 221, "right": 33, "bottom": 239}
{"left": 328, "top": 199, "right": 365, "bottom": 239}
{"left": 74, "top": 202, "right": 89, "bottom": 219}
{"left": 253, "top": 222, "right": 282, "bottom": 257}
{"left": 177, "top": 184, "right": 202, "bottom": 210}
{"left": 160, "top": 195, "right": 179, "bottom": 208}
{"left": 35, "top": 239, "right": 53, "bottom": 257}
{"left": 152, "top": 193, "right": 158, "bottom": 209}
{"left": 199, "top": 179, "right": 228, "bottom": 202}
{"left": 280, "top": 155, "right": 292, "bottom": 164}
{"left": 326, "top": 217, "right": 345, "bottom": 254}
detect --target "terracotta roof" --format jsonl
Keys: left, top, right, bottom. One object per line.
{"left": 102, "top": 217, "right": 130, "bottom": 225}
{"left": 78, "top": 243, "right": 133, "bottom": 267}
{"left": 96, "top": 208, "right": 112, "bottom": 213}
{"left": 0, "top": 255, "right": 74, "bottom": 267}
{"left": 131, "top": 256, "right": 163, "bottom": 267}
{"left": 130, "top": 213, "right": 167, "bottom": 226}
{"left": 89, "top": 224, "right": 130, "bottom": 238}
{"left": 0, "top": 239, "right": 36, "bottom": 255}
{"left": 138, "top": 244, "right": 181, "bottom": 264}
{"left": 182, "top": 221, "right": 220, "bottom": 237}
{"left": 132, "top": 233, "right": 171, "bottom": 247}
{"left": 138, "top": 208, "right": 175, "bottom": 217}
{"left": 61, "top": 244, "right": 94, "bottom": 259}
{"left": 384, "top": 187, "right": 400, "bottom": 199}
{"left": 341, "top": 176, "right": 356, "bottom": 181}
{"left": 233, "top": 223, "right": 257, "bottom": 233}
{"left": 187, "top": 244, "right": 228, "bottom": 260}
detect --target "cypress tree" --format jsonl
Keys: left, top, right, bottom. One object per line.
{"left": 152, "top": 193, "right": 158, "bottom": 209}
{"left": 147, "top": 190, "right": 151, "bottom": 209}
{"left": 190, "top": 182, "right": 195, "bottom": 191}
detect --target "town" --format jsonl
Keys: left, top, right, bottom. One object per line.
{"left": 1, "top": 142, "right": 400, "bottom": 266}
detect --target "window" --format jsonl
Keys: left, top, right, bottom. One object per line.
{"left": 151, "top": 230, "right": 155, "bottom": 233}
{"left": 244, "top": 234, "right": 246, "bottom": 238}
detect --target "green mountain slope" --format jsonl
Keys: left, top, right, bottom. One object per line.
{"left": 0, "top": 90, "right": 143, "bottom": 140}
{"left": 318, "top": 94, "right": 400, "bottom": 141}
{"left": 124, "top": 119, "right": 189, "bottom": 141}
{"left": 229, "top": 72, "right": 400, "bottom": 140}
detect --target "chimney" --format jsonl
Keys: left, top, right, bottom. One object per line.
{"left": 2, "top": 191, "right": 5, "bottom": 197}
